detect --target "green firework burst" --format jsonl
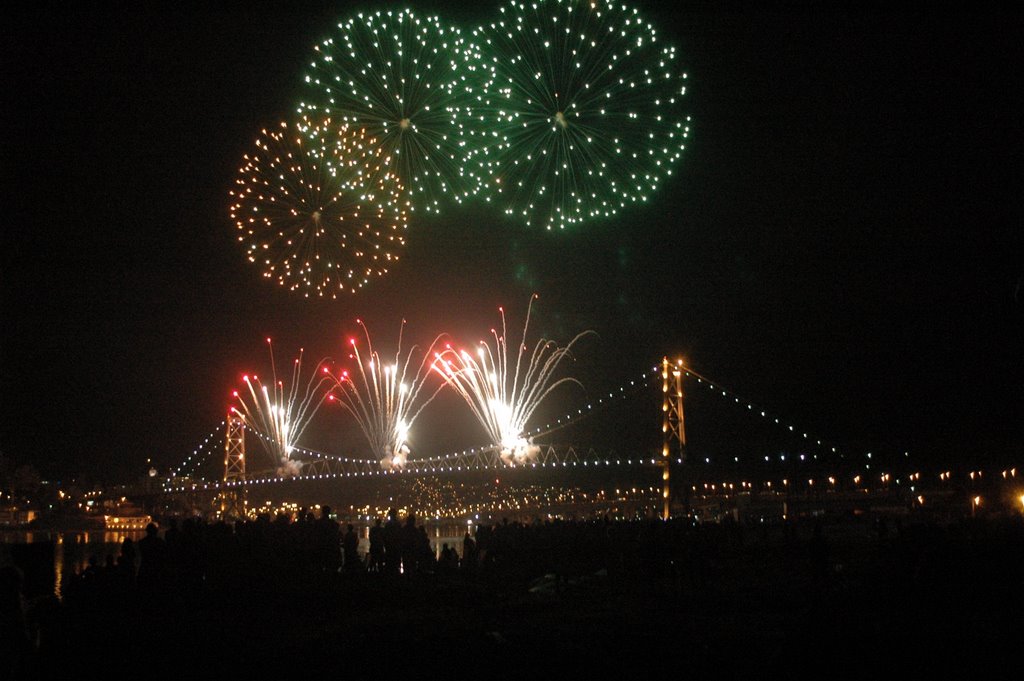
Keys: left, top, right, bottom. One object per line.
{"left": 467, "top": 0, "right": 691, "bottom": 230}
{"left": 298, "top": 9, "right": 490, "bottom": 214}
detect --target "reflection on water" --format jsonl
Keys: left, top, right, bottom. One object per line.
{"left": 3, "top": 524, "right": 474, "bottom": 600}
{"left": 54, "top": 534, "right": 63, "bottom": 602}
{"left": 2, "top": 529, "right": 147, "bottom": 601}
{"left": 356, "top": 523, "right": 473, "bottom": 559}
{"left": 51, "top": 531, "right": 148, "bottom": 576}
{"left": 76, "top": 531, "right": 147, "bottom": 571}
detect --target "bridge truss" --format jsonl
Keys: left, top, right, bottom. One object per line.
{"left": 163, "top": 445, "right": 670, "bottom": 494}
{"left": 160, "top": 358, "right": 923, "bottom": 505}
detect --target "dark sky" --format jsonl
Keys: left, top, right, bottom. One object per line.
{"left": 2, "top": 1, "right": 1020, "bottom": 483}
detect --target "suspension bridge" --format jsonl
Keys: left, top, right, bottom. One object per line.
{"left": 98, "top": 357, "right": 1019, "bottom": 520}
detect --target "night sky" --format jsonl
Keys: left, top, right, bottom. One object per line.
{"left": 3, "top": 2, "right": 1020, "bottom": 484}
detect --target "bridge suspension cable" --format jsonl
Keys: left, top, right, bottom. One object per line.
{"left": 167, "top": 421, "right": 225, "bottom": 481}
{"left": 676, "top": 362, "right": 858, "bottom": 465}
{"left": 169, "top": 357, "right": 879, "bottom": 493}
{"left": 161, "top": 445, "right": 667, "bottom": 493}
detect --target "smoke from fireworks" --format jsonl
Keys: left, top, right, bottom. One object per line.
{"left": 432, "top": 295, "right": 592, "bottom": 464}
{"left": 232, "top": 339, "right": 333, "bottom": 477}
{"left": 330, "top": 320, "right": 448, "bottom": 469}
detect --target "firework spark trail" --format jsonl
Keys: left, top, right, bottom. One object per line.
{"left": 432, "top": 295, "right": 593, "bottom": 464}
{"left": 232, "top": 339, "right": 333, "bottom": 477}
{"left": 331, "top": 321, "right": 449, "bottom": 469}
{"left": 467, "top": 0, "right": 691, "bottom": 229}
{"left": 229, "top": 117, "right": 407, "bottom": 299}
{"left": 298, "top": 8, "right": 491, "bottom": 213}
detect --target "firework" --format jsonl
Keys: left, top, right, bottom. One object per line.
{"left": 330, "top": 320, "right": 448, "bottom": 469}
{"left": 466, "top": 0, "right": 690, "bottom": 229}
{"left": 299, "top": 9, "right": 490, "bottom": 213}
{"left": 432, "top": 295, "right": 592, "bottom": 464}
{"left": 228, "top": 117, "right": 406, "bottom": 299}
{"left": 232, "top": 339, "right": 333, "bottom": 477}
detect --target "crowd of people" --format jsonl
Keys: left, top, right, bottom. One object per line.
{"left": 24, "top": 508, "right": 1024, "bottom": 604}
{"left": 51, "top": 508, "right": 772, "bottom": 601}
{"left": 3, "top": 509, "right": 1022, "bottom": 677}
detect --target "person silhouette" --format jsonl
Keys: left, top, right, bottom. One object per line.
{"left": 369, "top": 519, "right": 384, "bottom": 572}
{"left": 384, "top": 509, "right": 402, "bottom": 575}
{"left": 343, "top": 523, "right": 361, "bottom": 572}
{"left": 137, "top": 523, "right": 167, "bottom": 590}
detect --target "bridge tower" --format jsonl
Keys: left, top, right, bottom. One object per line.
{"left": 224, "top": 412, "right": 246, "bottom": 482}
{"left": 219, "top": 411, "right": 247, "bottom": 519}
{"left": 661, "top": 357, "right": 686, "bottom": 519}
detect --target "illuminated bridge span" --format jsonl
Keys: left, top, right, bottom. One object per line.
{"left": 175, "top": 358, "right": 846, "bottom": 486}
{"left": 153, "top": 358, "right": 1021, "bottom": 518}
{"left": 164, "top": 444, "right": 677, "bottom": 494}
{"left": 203, "top": 359, "right": 677, "bottom": 523}
{"left": 165, "top": 362, "right": 669, "bottom": 495}
{"left": 165, "top": 357, "right": 852, "bottom": 494}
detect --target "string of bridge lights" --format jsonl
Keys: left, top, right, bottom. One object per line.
{"left": 162, "top": 365, "right": 664, "bottom": 492}
{"left": 162, "top": 462, "right": 1019, "bottom": 495}
{"left": 161, "top": 389, "right": 1019, "bottom": 494}
{"left": 675, "top": 364, "right": 887, "bottom": 467}
{"left": 167, "top": 362, "right": 905, "bottom": 488}
{"left": 688, "top": 467, "right": 1019, "bottom": 496}
{"left": 167, "top": 368, "right": 660, "bottom": 481}
{"left": 531, "top": 367, "right": 658, "bottom": 438}
{"left": 167, "top": 454, "right": 668, "bottom": 493}
{"left": 286, "top": 444, "right": 376, "bottom": 465}
{"left": 387, "top": 367, "right": 659, "bottom": 467}
{"left": 165, "top": 421, "right": 225, "bottom": 483}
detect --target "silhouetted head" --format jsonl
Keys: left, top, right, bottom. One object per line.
{"left": 0, "top": 565, "right": 24, "bottom": 601}
{"left": 145, "top": 523, "right": 158, "bottom": 537}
